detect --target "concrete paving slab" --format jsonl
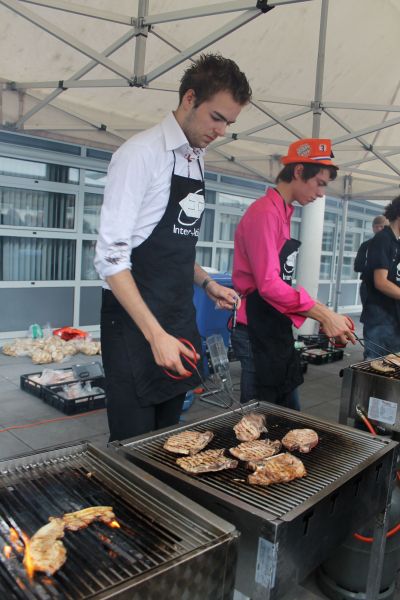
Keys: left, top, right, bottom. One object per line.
{"left": 0, "top": 430, "right": 34, "bottom": 459}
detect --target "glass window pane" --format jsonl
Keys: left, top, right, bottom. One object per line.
{"left": 81, "top": 240, "right": 99, "bottom": 280}
{"left": 83, "top": 192, "right": 103, "bottom": 234}
{"left": 196, "top": 246, "right": 212, "bottom": 267}
{"left": 216, "top": 247, "right": 233, "bottom": 273}
{"left": 0, "top": 187, "right": 76, "bottom": 229}
{"left": 0, "top": 156, "right": 78, "bottom": 183}
{"left": 320, "top": 255, "right": 332, "bottom": 280}
{"left": 343, "top": 232, "right": 361, "bottom": 252}
{"left": 324, "top": 211, "right": 337, "bottom": 224}
{"left": 205, "top": 190, "right": 216, "bottom": 205}
{"left": 322, "top": 227, "right": 334, "bottom": 252}
{"left": 218, "top": 193, "right": 254, "bottom": 210}
{"left": 0, "top": 236, "right": 76, "bottom": 281}
{"left": 84, "top": 170, "right": 107, "bottom": 187}
{"left": 347, "top": 216, "right": 363, "bottom": 228}
{"left": 198, "top": 208, "right": 214, "bottom": 242}
{"left": 291, "top": 221, "right": 300, "bottom": 240}
{"left": 218, "top": 213, "right": 240, "bottom": 242}
{"left": 341, "top": 256, "right": 354, "bottom": 280}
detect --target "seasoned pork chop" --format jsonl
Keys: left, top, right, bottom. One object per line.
{"left": 281, "top": 428, "right": 319, "bottom": 453}
{"left": 229, "top": 439, "right": 281, "bottom": 462}
{"left": 248, "top": 453, "right": 307, "bottom": 486}
{"left": 164, "top": 430, "right": 214, "bottom": 455}
{"left": 370, "top": 359, "right": 396, "bottom": 374}
{"left": 60, "top": 506, "right": 116, "bottom": 531}
{"left": 176, "top": 448, "right": 238, "bottom": 473}
{"left": 233, "top": 412, "right": 267, "bottom": 442}
{"left": 26, "top": 518, "right": 66, "bottom": 575}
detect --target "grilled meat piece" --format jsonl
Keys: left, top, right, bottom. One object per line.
{"left": 26, "top": 518, "right": 66, "bottom": 575}
{"left": 164, "top": 430, "right": 214, "bottom": 456}
{"left": 176, "top": 448, "right": 238, "bottom": 473}
{"left": 370, "top": 359, "right": 396, "bottom": 374}
{"left": 229, "top": 439, "right": 281, "bottom": 462}
{"left": 281, "top": 428, "right": 319, "bottom": 453}
{"left": 248, "top": 453, "right": 307, "bottom": 486}
{"left": 233, "top": 412, "right": 267, "bottom": 442}
{"left": 60, "top": 506, "right": 116, "bottom": 531}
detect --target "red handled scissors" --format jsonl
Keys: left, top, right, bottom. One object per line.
{"left": 320, "top": 316, "right": 356, "bottom": 348}
{"left": 163, "top": 337, "right": 200, "bottom": 380}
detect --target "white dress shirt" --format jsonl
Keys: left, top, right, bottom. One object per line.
{"left": 94, "top": 112, "right": 205, "bottom": 288}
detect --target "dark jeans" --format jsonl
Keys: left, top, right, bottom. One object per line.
{"left": 231, "top": 325, "right": 300, "bottom": 410}
{"left": 363, "top": 322, "right": 400, "bottom": 360}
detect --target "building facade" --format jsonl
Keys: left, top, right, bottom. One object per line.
{"left": 0, "top": 131, "right": 384, "bottom": 339}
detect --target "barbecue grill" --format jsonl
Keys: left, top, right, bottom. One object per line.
{"left": 112, "top": 401, "right": 398, "bottom": 600}
{"left": 340, "top": 358, "right": 400, "bottom": 434}
{"left": 0, "top": 442, "right": 238, "bottom": 600}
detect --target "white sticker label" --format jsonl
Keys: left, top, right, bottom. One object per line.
{"left": 368, "top": 397, "right": 397, "bottom": 425}
{"left": 255, "top": 537, "right": 278, "bottom": 589}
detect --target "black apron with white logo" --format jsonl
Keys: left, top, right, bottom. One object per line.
{"left": 104, "top": 153, "right": 205, "bottom": 406}
{"left": 246, "top": 237, "right": 304, "bottom": 396}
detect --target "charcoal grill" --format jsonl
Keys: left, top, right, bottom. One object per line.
{"left": 340, "top": 358, "right": 400, "bottom": 434}
{"left": 112, "top": 401, "right": 398, "bottom": 600}
{"left": 0, "top": 442, "right": 238, "bottom": 600}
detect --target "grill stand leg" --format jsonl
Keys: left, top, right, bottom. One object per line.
{"left": 365, "top": 449, "right": 398, "bottom": 600}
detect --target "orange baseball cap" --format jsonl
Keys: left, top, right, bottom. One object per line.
{"left": 281, "top": 138, "right": 338, "bottom": 168}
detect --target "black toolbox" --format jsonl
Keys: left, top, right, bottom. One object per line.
{"left": 301, "top": 347, "right": 344, "bottom": 365}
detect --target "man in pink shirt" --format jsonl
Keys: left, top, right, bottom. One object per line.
{"left": 232, "top": 138, "right": 355, "bottom": 408}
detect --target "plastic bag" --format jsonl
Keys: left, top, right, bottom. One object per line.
{"left": 53, "top": 327, "right": 88, "bottom": 341}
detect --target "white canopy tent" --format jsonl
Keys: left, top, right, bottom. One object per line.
{"left": 1, "top": 0, "right": 400, "bottom": 317}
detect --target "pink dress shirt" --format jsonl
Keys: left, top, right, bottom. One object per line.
{"left": 232, "top": 187, "right": 315, "bottom": 328}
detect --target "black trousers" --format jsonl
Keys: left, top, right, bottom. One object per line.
{"left": 101, "top": 302, "right": 185, "bottom": 443}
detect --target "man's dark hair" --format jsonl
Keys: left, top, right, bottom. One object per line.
{"left": 276, "top": 162, "right": 338, "bottom": 183}
{"left": 384, "top": 195, "right": 400, "bottom": 222}
{"left": 179, "top": 53, "right": 252, "bottom": 106}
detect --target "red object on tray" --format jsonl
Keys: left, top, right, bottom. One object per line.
{"left": 53, "top": 327, "right": 88, "bottom": 341}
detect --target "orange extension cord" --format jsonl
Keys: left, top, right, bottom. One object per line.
{"left": 353, "top": 410, "right": 400, "bottom": 543}
{"left": 0, "top": 408, "right": 105, "bottom": 434}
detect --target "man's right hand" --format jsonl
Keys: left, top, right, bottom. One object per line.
{"left": 303, "top": 302, "right": 356, "bottom": 346}
{"left": 149, "top": 331, "right": 200, "bottom": 377}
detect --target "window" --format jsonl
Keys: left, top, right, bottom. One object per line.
{"left": 84, "top": 170, "right": 107, "bottom": 187}
{"left": 218, "top": 213, "right": 241, "bottom": 242}
{"left": 198, "top": 208, "right": 214, "bottom": 242}
{"left": 83, "top": 193, "right": 103, "bottom": 234}
{"left": 0, "top": 156, "right": 79, "bottom": 183}
{"left": 196, "top": 246, "right": 212, "bottom": 267}
{"left": 320, "top": 255, "right": 332, "bottom": 280}
{"left": 0, "top": 236, "right": 76, "bottom": 281}
{"left": 216, "top": 248, "right": 233, "bottom": 273}
{"left": 81, "top": 240, "right": 99, "bottom": 280}
{"left": 218, "top": 193, "right": 253, "bottom": 210}
{"left": 0, "top": 187, "right": 76, "bottom": 229}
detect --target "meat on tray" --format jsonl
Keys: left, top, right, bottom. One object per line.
{"left": 233, "top": 412, "right": 267, "bottom": 442}
{"left": 163, "top": 430, "right": 214, "bottom": 455}
{"left": 370, "top": 359, "right": 396, "bottom": 374}
{"left": 176, "top": 448, "right": 238, "bottom": 473}
{"left": 59, "top": 506, "right": 116, "bottom": 531}
{"left": 229, "top": 439, "right": 281, "bottom": 462}
{"left": 25, "top": 506, "right": 116, "bottom": 575}
{"left": 281, "top": 428, "right": 319, "bottom": 453}
{"left": 248, "top": 453, "right": 307, "bottom": 486}
{"left": 25, "top": 517, "right": 67, "bottom": 575}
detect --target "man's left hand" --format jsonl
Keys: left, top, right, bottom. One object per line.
{"left": 205, "top": 281, "right": 241, "bottom": 310}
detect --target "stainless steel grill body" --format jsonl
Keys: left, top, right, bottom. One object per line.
{"left": 0, "top": 443, "right": 238, "bottom": 600}
{"left": 112, "top": 401, "right": 398, "bottom": 600}
{"left": 340, "top": 360, "right": 400, "bottom": 432}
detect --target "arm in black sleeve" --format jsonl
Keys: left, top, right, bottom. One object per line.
{"left": 354, "top": 240, "right": 369, "bottom": 274}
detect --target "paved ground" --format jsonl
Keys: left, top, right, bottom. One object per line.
{"left": 0, "top": 321, "right": 398, "bottom": 599}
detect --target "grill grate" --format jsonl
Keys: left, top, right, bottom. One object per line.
{"left": 0, "top": 445, "right": 221, "bottom": 599}
{"left": 350, "top": 358, "right": 400, "bottom": 379}
{"left": 120, "top": 402, "right": 391, "bottom": 519}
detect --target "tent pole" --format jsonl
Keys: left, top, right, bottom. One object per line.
{"left": 333, "top": 175, "right": 352, "bottom": 312}
{"left": 295, "top": 0, "right": 329, "bottom": 335}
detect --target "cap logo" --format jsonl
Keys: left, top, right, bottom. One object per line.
{"left": 319, "top": 143, "right": 327, "bottom": 152}
{"left": 297, "top": 143, "right": 311, "bottom": 157}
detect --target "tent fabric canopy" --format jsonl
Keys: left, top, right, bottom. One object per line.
{"left": 0, "top": 0, "right": 400, "bottom": 201}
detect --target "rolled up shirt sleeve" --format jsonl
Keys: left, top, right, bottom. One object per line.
{"left": 94, "top": 144, "right": 148, "bottom": 280}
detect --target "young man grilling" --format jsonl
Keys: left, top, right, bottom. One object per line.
{"left": 232, "top": 138, "right": 355, "bottom": 409}
{"left": 95, "top": 54, "right": 251, "bottom": 441}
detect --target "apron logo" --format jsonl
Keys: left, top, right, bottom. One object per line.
{"left": 178, "top": 189, "right": 205, "bottom": 226}
{"left": 282, "top": 250, "right": 299, "bottom": 281}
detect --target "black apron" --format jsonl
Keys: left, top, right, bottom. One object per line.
{"left": 246, "top": 237, "right": 304, "bottom": 397}
{"left": 104, "top": 152, "right": 205, "bottom": 406}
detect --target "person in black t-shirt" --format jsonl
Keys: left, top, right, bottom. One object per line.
{"left": 354, "top": 215, "right": 387, "bottom": 307}
{"left": 361, "top": 196, "right": 400, "bottom": 359}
